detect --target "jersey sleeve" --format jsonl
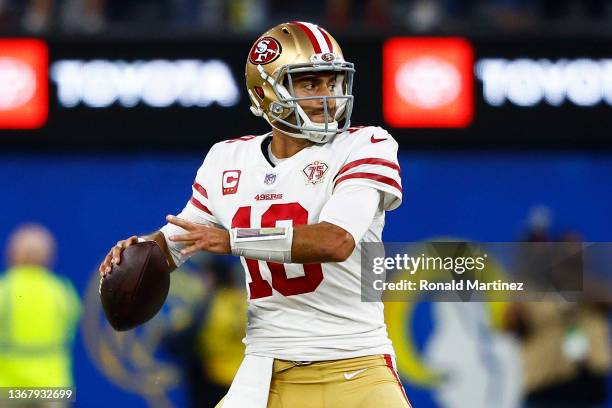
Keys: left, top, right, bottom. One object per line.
{"left": 333, "top": 127, "right": 403, "bottom": 211}
{"left": 319, "top": 184, "right": 381, "bottom": 243}
{"left": 160, "top": 145, "right": 223, "bottom": 266}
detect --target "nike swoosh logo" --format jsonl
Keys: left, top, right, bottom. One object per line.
{"left": 371, "top": 135, "right": 387, "bottom": 143}
{"left": 343, "top": 368, "right": 368, "bottom": 380}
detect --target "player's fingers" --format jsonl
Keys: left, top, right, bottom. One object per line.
{"left": 101, "top": 236, "right": 138, "bottom": 276}
{"left": 99, "top": 261, "right": 107, "bottom": 276}
{"left": 166, "top": 215, "right": 196, "bottom": 231}
{"left": 169, "top": 231, "right": 204, "bottom": 242}
{"left": 180, "top": 241, "right": 204, "bottom": 256}
{"left": 111, "top": 244, "right": 124, "bottom": 265}
{"left": 209, "top": 237, "right": 231, "bottom": 255}
{"left": 99, "top": 253, "right": 113, "bottom": 277}
{"left": 198, "top": 230, "right": 230, "bottom": 255}
{"left": 124, "top": 236, "right": 138, "bottom": 246}
{"left": 111, "top": 236, "right": 138, "bottom": 265}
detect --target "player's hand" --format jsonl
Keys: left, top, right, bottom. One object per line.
{"left": 166, "top": 215, "right": 231, "bottom": 256}
{"left": 99, "top": 236, "right": 139, "bottom": 277}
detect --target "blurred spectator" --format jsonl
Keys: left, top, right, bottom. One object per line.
{"left": 540, "top": 0, "right": 608, "bottom": 21}
{"left": 326, "top": 0, "right": 351, "bottom": 28}
{"left": 66, "top": 0, "right": 107, "bottom": 32}
{"left": 0, "top": 0, "right": 19, "bottom": 28}
{"left": 3, "top": 0, "right": 612, "bottom": 34}
{"left": 485, "top": 0, "right": 536, "bottom": 30}
{"left": 505, "top": 217, "right": 611, "bottom": 408}
{"left": 0, "top": 224, "right": 81, "bottom": 393}
{"left": 0, "top": 0, "right": 8, "bottom": 25}
{"left": 21, "top": 0, "right": 107, "bottom": 33}
{"left": 508, "top": 300, "right": 611, "bottom": 408}
{"left": 402, "top": 0, "right": 446, "bottom": 32}
{"left": 159, "top": 255, "right": 246, "bottom": 408}
{"left": 524, "top": 205, "right": 552, "bottom": 242}
{"left": 326, "top": 0, "right": 391, "bottom": 30}
{"left": 22, "top": 0, "right": 53, "bottom": 33}
{"left": 196, "top": 260, "right": 246, "bottom": 406}
{"left": 228, "top": 0, "right": 268, "bottom": 32}
{"left": 158, "top": 257, "right": 211, "bottom": 408}
{"left": 198, "top": 0, "right": 225, "bottom": 29}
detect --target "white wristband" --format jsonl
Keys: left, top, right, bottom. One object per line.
{"left": 230, "top": 227, "right": 293, "bottom": 263}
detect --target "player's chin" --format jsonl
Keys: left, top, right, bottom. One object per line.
{"left": 309, "top": 113, "right": 335, "bottom": 123}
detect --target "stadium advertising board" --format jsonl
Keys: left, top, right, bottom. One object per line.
{"left": 1, "top": 37, "right": 612, "bottom": 149}
{"left": 0, "top": 39, "right": 48, "bottom": 129}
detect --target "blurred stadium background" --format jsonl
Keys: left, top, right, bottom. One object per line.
{"left": 1, "top": 0, "right": 611, "bottom": 407}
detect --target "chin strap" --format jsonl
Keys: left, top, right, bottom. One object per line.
{"left": 268, "top": 122, "right": 337, "bottom": 144}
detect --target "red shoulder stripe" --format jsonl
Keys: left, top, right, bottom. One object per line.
{"left": 335, "top": 158, "right": 400, "bottom": 180}
{"left": 334, "top": 172, "right": 402, "bottom": 192}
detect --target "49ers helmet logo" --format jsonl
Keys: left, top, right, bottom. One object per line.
{"left": 249, "top": 37, "right": 282, "bottom": 65}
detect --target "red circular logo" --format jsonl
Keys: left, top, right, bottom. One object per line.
{"left": 249, "top": 37, "right": 282, "bottom": 65}
{"left": 0, "top": 57, "right": 36, "bottom": 110}
{"left": 321, "top": 53, "right": 335, "bottom": 62}
{"left": 395, "top": 56, "right": 461, "bottom": 109}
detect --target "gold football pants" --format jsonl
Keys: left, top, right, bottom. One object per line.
{"left": 215, "top": 354, "right": 412, "bottom": 408}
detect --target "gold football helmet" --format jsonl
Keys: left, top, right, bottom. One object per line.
{"left": 245, "top": 21, "right": 355, "bottom": 143}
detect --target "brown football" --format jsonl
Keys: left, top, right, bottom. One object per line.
{"left": 100, "top": 241, "right": 170, "bottom": 331}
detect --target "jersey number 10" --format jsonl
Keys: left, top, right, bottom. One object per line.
{"left": 232, "top": 203, "right": 324, "bottom": 299}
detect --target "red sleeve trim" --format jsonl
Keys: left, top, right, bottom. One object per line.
{"left": 334, "top": 172, "right": 402, "bottom": 192}
{"left": 190, "top": 197, "right": 212, "bottom": 215}
{"left": 192, "top": 182, "right": 208, "bottom": 199}
{"left": 335, "top": 158, "right": 401, "bottom": 180}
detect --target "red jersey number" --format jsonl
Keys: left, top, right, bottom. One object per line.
{"left": 232, "top": 203, "right": 324, "bottom": 299}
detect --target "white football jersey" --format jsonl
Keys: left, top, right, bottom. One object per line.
{"left": 168, "top": 126, "right": 402, "bottom": 361}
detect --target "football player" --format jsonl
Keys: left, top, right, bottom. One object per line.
{"left": 99, "top": 21, "right": 409, "bottom": 408}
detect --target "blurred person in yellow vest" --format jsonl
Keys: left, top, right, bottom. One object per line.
{"left": 0, "top": 223, "right": 81, "bottom": 389}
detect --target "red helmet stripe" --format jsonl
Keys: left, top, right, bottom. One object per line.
{"left": 318, "top": 27, "right": 334, "bottom": 53}
{"left": 302, "top": 22, "right": 332, "bottom": 53}
{"left": 292, "top": 21, "right": 322, "bottom": 53}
